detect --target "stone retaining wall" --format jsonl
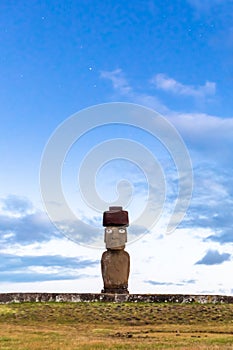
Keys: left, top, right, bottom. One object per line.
{"left": 1, "top": 293, "right": 233, "bottom": 304}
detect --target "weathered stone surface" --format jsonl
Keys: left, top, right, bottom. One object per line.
{"left": 1, "top": 293, "right": 233, "bottom": 304}
{"left": 103, "top": 210, "right": 129, "bottom": 226}
{"left": 109, "top": 206, "right": 122, "bottom": 211}
{"left": 104, "top": 226, "right": 127, "bottom": 249}
{"left": 101, "top": 250, "right": 130, "bottom": 293}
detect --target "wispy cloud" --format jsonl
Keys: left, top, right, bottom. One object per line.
{"left": 1, "top": 195, "right": 33, "bottom": 215}
{"left": 206, "top": 231, "right": 233, "bottom": 244}
{"left": 195, "top": 249, "right": 231, "bottom": 265}
{"left": 145, "top": 279, "right": 196, "bottom": 286}
{"left": 151, "top": 73, "right": 216, "bottom": 98}
{"left": 0, "top": 253, "right": 98, "bottom": 283}
{"left": 100, "top": 68, "right": 168, "bottom": 112}
{"left": 145, "top": 280, "right": 184, "bottom": 286}
{"left": 100, "top": 68, "right": 233, "bottom": 247}
{"left": 0, "top": 195, "right": 102, "bottom": 246}
{"left": 100, "top": 69, "right": 233, "bottom": 160}
{"left": 0, "top": 209, "right": 58, "bottom": 244}
{"left": 180, "top": 165, "right": 233, "bottom": 243}
{"left": 0, "top": 195, "right": 101, "bottom": 284}
{"left": 100, "top": 69, "right": 132, "bottom": 95}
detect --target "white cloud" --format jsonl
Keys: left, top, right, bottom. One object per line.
{"left": 0, "top": 277, "right": 102, "bottom": 293}
{"left": 100, "top": 68, "right": 168, "bottom": 113}
{"left": 128, "top": 226, "right": 233, "bottom": 295}
{"left": 167, "top": 111, "right": 233, "bottom": 164}
{"left": 100, "top": 68, "right": 233, "bottom": 153}
{"left": 99, "top": 68, "right": 233, "bottom": 250}
{"left": 2, "top": 69, "right": 233, "bottom": 295}
{"left": 100, "top": 69, "right": 132, "bottom": 95}
{"left": 169, "top": 111, "right": 233, "bottom": 137}
{"left": 152, "top": 73, "right": 216, "bottom": 98}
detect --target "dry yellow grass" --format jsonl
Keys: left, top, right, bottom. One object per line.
{"left": 1, "top": 302, "right": 233, "bottom": 349}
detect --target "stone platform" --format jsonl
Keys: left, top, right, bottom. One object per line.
{"left": 1, "top": 293, "right": 233, "bottom": 304}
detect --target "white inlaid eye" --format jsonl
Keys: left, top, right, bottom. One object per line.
{"left": 119, "top": 229, "right": 125, "bottom": 233}
{"left": 106, "top": 229, "right": 112, "bottom": 233}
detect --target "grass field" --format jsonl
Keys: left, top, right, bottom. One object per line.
{"left": 1, "top": 302, "right": 233, "bottom": 349}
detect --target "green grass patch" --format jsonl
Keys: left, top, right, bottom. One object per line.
{"left": 1, "top": 302, "right": 233, "bottom": 349}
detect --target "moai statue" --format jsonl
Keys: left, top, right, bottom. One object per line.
{"left": 101, "top": 206, "right": 130, "bottom": 294}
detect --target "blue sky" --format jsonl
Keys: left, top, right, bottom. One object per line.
{"left": 1, "top": 0, "right": 233, "bottom": 294}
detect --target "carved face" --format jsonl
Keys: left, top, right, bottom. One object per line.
{"left": 104, "top": 226, "right": 127, "bottom": 249}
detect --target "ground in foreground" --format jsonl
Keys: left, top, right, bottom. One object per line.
{"left": 1, "top": 302, "right": 233, "bottom": 349}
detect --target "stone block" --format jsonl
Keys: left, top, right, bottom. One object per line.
{"left": 101, "top": 250, "right": 130, "bottom": 294}
{"left": 103, "top": 210, "right": 129, "bottom": 226}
